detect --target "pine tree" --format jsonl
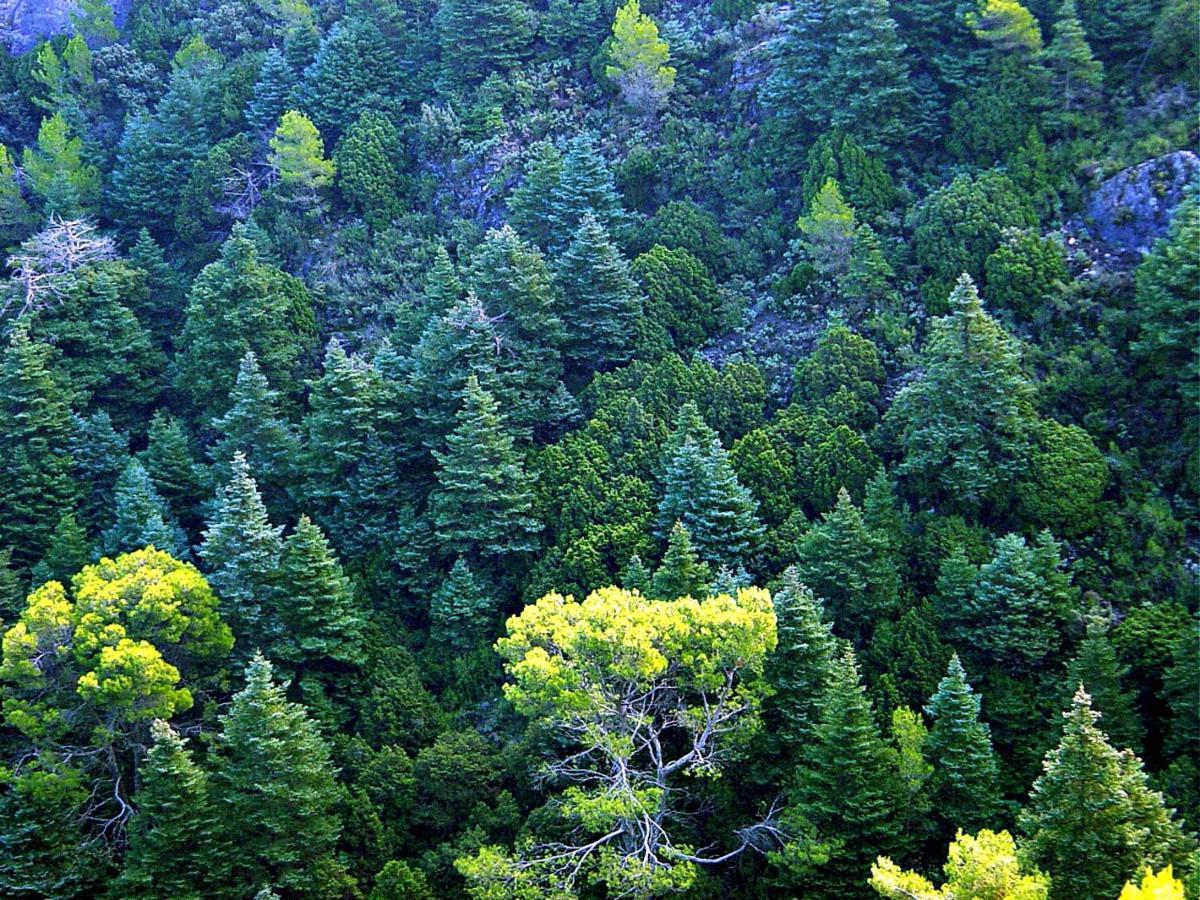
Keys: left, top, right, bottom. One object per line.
{"left": 268, "top": 110, "right": 334, "bottom": 205}
{"left": 763, "top": 566, "right": 838, "bottom": 762}
{"left": 275, "top": 516, "right": 365, "bottom": 669}
{"left": 199, "top": 452, "right": 283, "bottom": 653}
{"left": 882, "top": 274, "right": 1035, "bottom": 516}
{"left": 924, "top": 655, "right": 1002, "bottom": 837}
{"left": 30, "top": 512, "right": 90, "bottom": 587}
{"left": 605, "top": 0, "right": 676, "bottom": 115}
{"left": 212, "top": 654, "right": 343, "bottom": 897}
{"left": 776, "top": 648, "right": 903, "bottom": 897}
{"left": 1041, "top": 0, "right": 1104, "bottom": 137}
{"left": 1020, "top": 687, "right": 1193, "bottom": 900}
{"left": 429, "top": 376, "right": 541, "bottom": 567}
{"left": 650, "top": 521, "right": 713, "bottom": 599}
{"left": 100, "top": 458, "right": 190, "bottom": 559}
{"left": 0, "top": 328, "right": 79, "bottom": 569}
{"left": 209, "top": 351, "right": 299, "bottom": 518}
{"left": 246, "top": 47, "right": 293, "bottom": 135}
{"left": 430, "top": 558, "right": 495, "bottom": 654}
{"left": 1066, "top": 611, "right": 1142, "bottom": 753}
{"left": 115, "top": 721, "right": 224, "bottom": 899}
{"left": 557, "top": 212, "right": 641, "bottom": 377}
{"left": 794, "top": 488, "right": 899, "bottom": 647}
{"left": 797, "top": 179, "right": 857, "bottom": 278}
{"left": 656, "top": 431, "right": 763, "bottom": 571}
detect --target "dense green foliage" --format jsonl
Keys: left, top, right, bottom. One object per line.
{"left": 0, "top": 0, "right": 1195, "bottom": 896}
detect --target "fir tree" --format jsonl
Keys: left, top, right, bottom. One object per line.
{"left": 650, "top": 521, "right": 712, "bottom": 599}
{"left": 763, "top": 566, "right": 838, "bottom": 762}
{"left": 139, "top": 411, "right": 208, "bottom": 535}
{"left": 0, "top": 144, "right": 35, "bottom": 248}
{"left": 794, "top": 488, "right": 899, "bottom": 647}
{"left": 126, "top": 228, "right": 186, "bottom": 344}
{"left": 115, "top": 721, "right": 224, "bottom": 898}
{"left": 275, "top": 516, "right": 365, "bottom": 669}
{"left": 1020, "top": 687, "right": 1193, "bottom": 900}
{"left": 620, "top": 553, "right": 653, "bottom": 595}
{"left": 436, "top": 0, "right": 534, "bottom": 89}
{"left": 509, "top": 141, "right": 563, "bottom": 249}
{"left": 69, "top": 410, "right": 127, "bottom": 536}
{"left": 30, "top": 513, "right": 90, "bottom": 588}
{"left": 199, "top": 452, "right": 283, "bottom": 653}
{"left": 775, "top": 648, "right": 903, "bottom": 897}
{"left": 246, "top": 47, "right": 293, "bottom": 135}
{"left": 429, "top": 376, "right": 541, "bottom": 568}
{"left": 299, "top": 16, "right": 404, "bottom": 137}
{"left": 556, "top": 212, "right": 641, "bottom": 377}
{"left": 1041, "top": 0, "right": 1104, "bottom": 137}
{"left": 100, "top": 458, "right": 190, "bottom": 559}
{"left": 0, "top": 328, "right": 79, "bottom": 569}
{"left": 334, "top": 110, "right": 405, "bottom": 229}
{"left": 430, "top": 558, "right": 495, "bottom": 655}
{"left": 924, "top": 654, "right": 1002, "bottom": 837}
{"left": 212, "top": 654, "right": 344, "bottom": 897}
{"left": 545, "top": 134, "right": 627, "bottom": 252}
{"left": 1066, "top": 611, "right": 1143, "bottom": 753}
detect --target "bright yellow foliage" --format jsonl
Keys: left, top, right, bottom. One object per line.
{"left": 967, "top": 0, "right": 1043, "bottom": 52}
{"left": 872, "top": 829, "right": 1050, "bottom": 900}
{"left": 1119, "top": 866, "right": 1186, "bottom": 900}
{"left": 606, "top": 0, "right": 676, "bottom": 112}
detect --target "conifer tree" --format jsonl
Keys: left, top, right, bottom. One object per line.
{"left": 545, "top": 134, "right": 627, "bottom": 252}
{"left": 1066, "top": 611, "right": 1142, "bottom": 753}
{"left": 22, "top": 112, "right": 101, "bottom": 217}
{"left": 334, "top": 110, "right": 405, "bottom": 229}
{"left": 656, "top": 429, "right": 763, "bottom": 570}
{"left": 429, "top": 376, "right": 541, "bottom": 567}
{"left": 275, "top": 516, "right": 365, "bottom": 669}
{"left": 924, "top": 655, "right": 1002, "bottom": 836}
{"left": 212, "top": 654, "right": 344, "bottom": 897}
{"left": 30, "top": 512, "right": 90, "bottom": 587}
{"left": 100, "top": 458, "right": 190, "bottom": 559}
{"left": 650, "top": 521, "right": 712, "bottom": 599}
{"left": 299, "top": 16, "right": 404, "bottom": 137}
{"left": 126, "top": 228, "right": 186, "bottom": 344}
{"left": 620, "top": 553, "right": 653, "bottom": 595}
{"left": 794, "top": 488, "right": 899, "bottom": 647}
{"left": 1161, "top": 617, "right": 1199, "bottom": 828}
{"left": 763, "top": 566, "right": 837, "bottom": 762}
{"left": 557, "top": 212, "right": 641, "bottom": 376}
{"left": 605, "top": 0, "right": 676, "bottom": 115}
{"left": 139, "top": 411, "right": 208, "bottom": 534}
{"left": 209, "top": 351, "right": 299, "bottom": 517}
{"left": 115, "top": 721, "right": 224, "bottom": 899}
{"left": 268, "top": 110, "right": 334, "bottom": 205}
{"left": 0, "top": 328, "right": 79, "bottom": 568}
{"left": 0, "top": 144, "right": 35, "bottom": 248}
{"left": 69, "top": 410, "right": 127, "bottom": 536}
{"left": 775, "top": 648, "right": 903, "bottom": 897}
{"left": 508, "top": 141, "right": 563, "bottom": 248}
{"left": 797, "top": 179, "right": 857, "bottom": 278}
{"left": 1041, "top": 0, "right": 1104, "bottom": 137}
{"left": 882, "top": 274, "right": 1034, "bottom": 516}
{"left": 430, "top": 558, "right": 495, "bottom": 654}
{"left": 246, "top": 47, "right": 293, "bottom": 135}
{"left": 436, "top": 0, "right": 534, "bottom": 89}
{"left": 1020, "top": 687, "right": 1193, "bottom": 900}
{"left": 199, "top": 452, "right": 283, "bottom": 652}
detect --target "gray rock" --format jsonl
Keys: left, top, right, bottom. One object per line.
{"left": 1082, "top": 150, "right": 1199, "bottom": 254}
{"left": 1, "top": 0, "right": 129, "bottom": 53}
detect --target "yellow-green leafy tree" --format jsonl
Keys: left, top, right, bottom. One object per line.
{"left": 606, "top": 0, "right": 676, "bottom": 114}
{"left": 871, "top": 829, "right": 1050, "bottom": 899}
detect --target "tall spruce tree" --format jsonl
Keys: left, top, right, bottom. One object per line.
{"left": 924, "top": 654, "right": 1003, "bottom": 837}
{"left": 211, "top": 654, "right": 345, "bottom": 897}
{"left": 100, "top": 458, "right": 190, "bottom": 559}
{"left": 429, "top": 375, "right": 541, "bottom": 568}
{"left": 650, "top": 521, "right": 712, "bottom": 599}
{"left": 430, "top": 557, "right": 495, "bottom": 654}
{"left": 1020, "top": 687, "right": 1193, "bottom": 900}
{"left": 199, "top": 452, "right": 283, "bottom": 653}
{"left": 30, "top": 512, "right": 90, "bottom": 588}
{"left": 0, "top": 328, "right": 79, "bottom": 569}
{"left": 115, "top": 721, "right": 224, "bottom": 899}
{"left": 544, "top": 133, "right": 627, "bottom": 252}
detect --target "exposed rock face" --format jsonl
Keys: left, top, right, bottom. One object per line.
{"left": 1, "top": 0, "right": 128, "bottom": 52}
{"left": 1082, "top": 150, "right": 1199, "bottom": 254}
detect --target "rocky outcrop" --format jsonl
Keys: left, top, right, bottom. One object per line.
{"left": 1, "top": 0, "right": 129, "bottom": 52}
{"left": 1081, "top": 150, "right": 1198, "bottom": 254}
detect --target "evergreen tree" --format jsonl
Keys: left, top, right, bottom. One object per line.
{"left": 556, "top": 212, "right": 641, "bottom": 376}
{"left": 199, "top": 452, "right": 283, "bottom": 652}
{"left": 22, "top": 112, "right": 101, "bottom": 217}
{"left": 1161, "top": 616, "right": 1200, "bottom": 829}
{"left": 0, "top": 328, "right": 79, "bottom": 569}
{"left": 430, "top": 557, "right": 495, "bottom": 654}
{"left": 100, "top": 458, "right": 190, "bottom": 559}
{"left": 139, "top": 411, "right": 208, "bottom": 535}
{"left": 1020, "top": 687, "right": 1193, "bottom": 900}
{"left": 69, "top": 410, "right": 127, "bottom": 536}
{"left": 212, "top": 654, "right": 344, "bottom": 897}
{"left": 246, "top": 47, "right": 293, "bottom": 135}
{"left": 334, "top": 110, "right": 405, "bottom": 229}
{"left": 429, "top": 376, "right": 541, "bottom": 568}
{"left": 126, "top": 228, "right": 186, "bottom": 344}
{"left": 619, "top": 553, "right": 653, "bottom": 595}
{"left": 794, "top": 488, "right": 899, "bottom": 647}
{"left": 436, "top": 0, "right": 534, "bottom": 89}
{"left": 545, "top": 134, "right": 627, "bottom": 253}
{"left": 275, "top": 516, "right": 365, "bottom": 669}
{"left": 650, "top": 521, "right": 712, "bottom": 599}
{"left": 882, "top": 274, "right": 1035, "bottom": 516}
{"left": 175, "top": 228, "right": 317, "bottom": 423}
{"left": 115, "top": 721, "right": 224, "bottom": 899}
{"left": 209, "top": 351, "right": 299, "bottom": 517}
{"left": 508, "top": 141, "right": 563, "bottom": 248}
{"left": 924, "top": 654, "right": 1002, "bottom": 836}
{"left": 299, "top": 16, "right": 405, "bottom": 137}
{"left": 30, "top": 512, "right": 90, "bottom": 587}
{"left": 763, "top": 566, "right": 838, "bottom": 762}
{"left": 1041, "top": 0, "right": 1104, "bottom": 137}
{"left": 268, "top": 110, "right": 334, "bottom": 205}
{"left": 605, "top": 0, "right": 676, "bottom": 115}
{"left": 775, "top": 648, "right": 903, "bottom": 897}
{"left": 1066, "top": 611, "right": 1143, "bottom": 753}
{"left": 0, "top": 144, "right": 35, "bottom": 248}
